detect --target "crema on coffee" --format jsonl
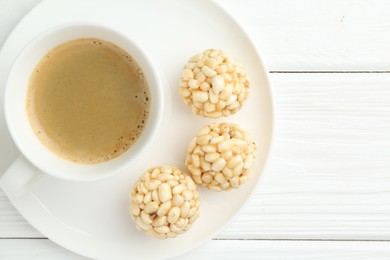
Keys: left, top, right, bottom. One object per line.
{"left": 26, "top": 38, "right": 150, "bottom": 164}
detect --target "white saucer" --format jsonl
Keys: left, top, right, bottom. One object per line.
{"left": 0, "top": 0, "right": 273, "bottom": 258}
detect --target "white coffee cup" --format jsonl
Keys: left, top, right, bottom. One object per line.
{"left": 1, "top": 23, "right": 164, "bottom": 190}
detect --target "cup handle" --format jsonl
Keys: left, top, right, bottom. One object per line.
{"left": 0, "top": 156, "right": 44, "bottom": 199}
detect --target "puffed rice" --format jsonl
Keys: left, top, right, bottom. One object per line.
{"left": 179, "top": 49, "right": 250, "bottom": 118}
{"left": 185, "top": 123, "right": 256, "bottom": 191}
{"left": 130, "top": 166, "right": 200, "bottom": 239}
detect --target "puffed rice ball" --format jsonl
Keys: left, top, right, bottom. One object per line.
{"left": 185, "top": 123, "right": 256, "bottom": 191}
{"left": 129, "top": 166, "right": 200, "bottom": 239}
{"left": 179, "top": 49, "right": 250, "bottom": 118}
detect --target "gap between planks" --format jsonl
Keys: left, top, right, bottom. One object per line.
{"left": 1, "top": 237, "right": 390, "bottom": 243}
{"left": 270, "top": 71, "right": 390, "bottom": 73}
{"left": 214, "top": 238, "right": 390, "bottom": 242}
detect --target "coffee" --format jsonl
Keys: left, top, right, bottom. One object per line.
{"left": 26, "top": 38, "right": 150, "bottom": 164}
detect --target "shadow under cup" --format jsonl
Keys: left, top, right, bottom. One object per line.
{"left": 4, "top": 24, "right": 164, "bottom": 181}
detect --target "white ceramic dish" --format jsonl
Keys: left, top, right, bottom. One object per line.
{"left": 0, "top": 0, "right": 273, "bottom": 259}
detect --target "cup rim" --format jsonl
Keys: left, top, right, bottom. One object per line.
{"left": 3, "top": 22, "right": 164, "bottom": 182}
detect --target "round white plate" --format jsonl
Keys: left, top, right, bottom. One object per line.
{"left": 0, "top": 0, "right": 273, "bottom": 258}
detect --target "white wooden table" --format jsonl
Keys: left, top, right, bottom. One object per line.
{"left": 1, "top": 0, "right": 390, "bottom": 259}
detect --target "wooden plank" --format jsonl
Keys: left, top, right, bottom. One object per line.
{"left": 184, "top": 240, "right": 390, "bottom": 260}
{"left": 214, "top": 0, "right": 390, "bottom": 71}
{"left": 220, "top": 73, "right": 390, "bottom": 239}
{"left": 1, "top": 239, "right": 390, "bottom": 259}
{"left": 0, "top": 239, "right": 87, "bottom": 260}
{"left": 1, "top": 73, "right": 389, "bottom": 240}
{"left": 0, "top": 194, "right": 42, "bottom": 238}
{"left": 2, "top": 0, "right": 390, "bottom": 71}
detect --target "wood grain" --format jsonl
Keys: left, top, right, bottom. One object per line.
{"left": 183, "top": 240, "right": 390, "bottom": 260}
{"left": 216, "top": 0, "right": 390, "bottom": 71}
{"left": 222, "top": 73, "right": 390, "bottom": 240}
{"left": 1, "top": 73, "right": 389, "bottom": 240}
{"left": 1, "top": 239, "right": 390, "bottom": 259}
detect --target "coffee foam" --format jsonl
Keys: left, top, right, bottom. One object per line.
{"left": 27, "top": 38, "right": 151, "bottom": 164}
